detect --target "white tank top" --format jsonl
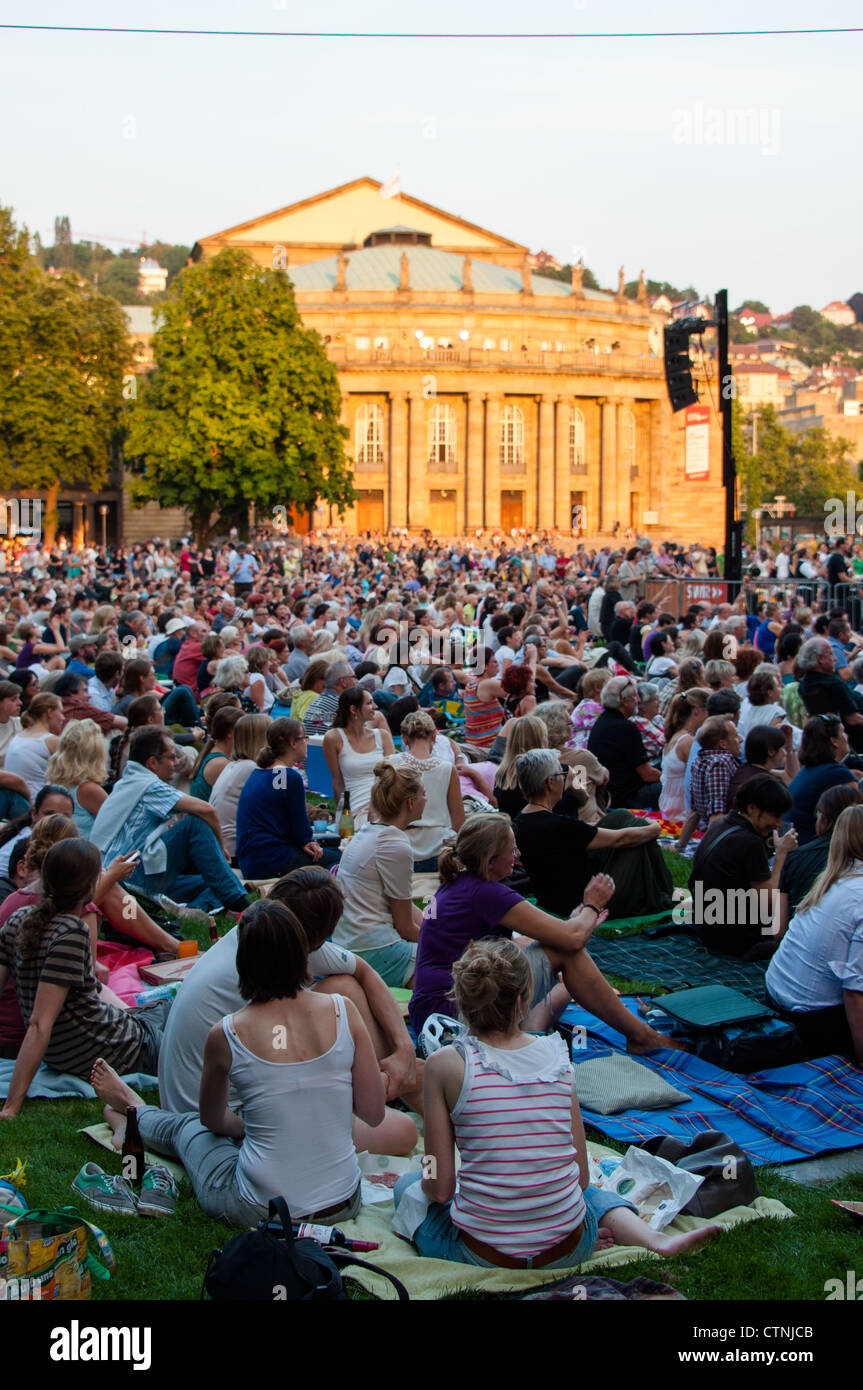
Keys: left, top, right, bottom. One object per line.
{"left": 337, "top": 726, "right": 384, "bottom": 825}
{"left": 5, "top": 732, "right": 53, "bottom": 800}
{"left": 659, "top": 734, "right": 688, "bottom": 820}
{"left": 224, "top": 995, "right": 361, "bottom": 1216}
{"left": 392, "top": 753, "right": 453, "bottom": 860}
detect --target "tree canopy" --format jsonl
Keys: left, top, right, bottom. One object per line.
{"left": 737, "top": 402, "right": 857, "bottom": 531}
{"left": 124, "top": 248, "right": 354, "bottom": 544}
{"left": 0, "top": 206, "right": 130, "bottom": 538}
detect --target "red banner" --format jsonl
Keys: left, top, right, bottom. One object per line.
{"left": 683, "top": 580, "right": 728, "bottom": 607}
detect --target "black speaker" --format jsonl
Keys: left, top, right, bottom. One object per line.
{"left": 664, "top": 322, "right": 699, "bottom": 412}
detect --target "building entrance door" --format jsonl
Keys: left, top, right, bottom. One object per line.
{"left": 428, "top": 490, "right": 457, "bottom": 536}
{"left": 500, "top": 491, "right": 524, "bottom": 532}
{"left": 356, "top": 490, "right": 385, "bottom": 533}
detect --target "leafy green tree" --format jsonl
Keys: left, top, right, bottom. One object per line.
{"left": 737, "top": 402, "right": 857, "bottom": 528}
{"left": 540, "top": 263, "right": 600, "bottom": 291}
{"left": 124, "top": 248, "right": 354, "bottom": 545}
{"left": 0, "top": 207, "right": 130, "bottom": 542}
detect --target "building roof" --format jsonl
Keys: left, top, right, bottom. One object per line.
{"left": 822, "top": 300, "right": 851, "bottom": 313}
{"left": 287, "top": 243, "right": 612, "bottom": 299}
{"left": 124, "top": 306, "right": 156, "bottom": 335}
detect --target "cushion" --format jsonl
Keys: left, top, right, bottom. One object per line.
{"left": 572, "top": 1053, "right": 691, "bottom": 1114}
{"left": 658, "top": 985, "right": 771, "bottom": 1030}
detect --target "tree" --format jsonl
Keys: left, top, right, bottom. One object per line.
{"left": 0, "top": 207, "right": 130, "bottom": 543}
{"left": 540, "top": 263, "right": 600, "bottom": 291}
{"left": 124, "top": 248, "right": 354, "bottom": 544}
{"left": 737, "top": 402, "right": 857, "bottom": 528}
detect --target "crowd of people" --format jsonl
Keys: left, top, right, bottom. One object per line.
{"left": 0, "top": 522, "right": 861, "bottom": 1272}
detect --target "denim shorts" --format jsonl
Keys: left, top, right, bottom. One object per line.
{"left": 394, "top": 1173, "right": 637, "bottom": 1269}
{"left": 354, "top": 938, "right": 418, "bottom": 987}
{"left": 524, "top": 941, "right": 558, "bottom": 1010}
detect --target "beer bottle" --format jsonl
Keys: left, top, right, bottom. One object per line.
{"left": 121, "top": 1106, "right": 146, "bottom": 1187}
{"left": 338, "top": 791, "right": 354, "bottom": 840}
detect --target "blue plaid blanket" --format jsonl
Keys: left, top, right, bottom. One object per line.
{"left": 561, "top": 999, "right": 863, "bottom": 1166}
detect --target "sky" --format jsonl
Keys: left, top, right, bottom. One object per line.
{"left": 1, "top": 0, "right": 861, "bottom": 311}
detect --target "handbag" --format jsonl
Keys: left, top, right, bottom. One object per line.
{"left": 0, "top": 1203, "right": 116, "bottom": 1301}
{"left": 640, "top": 1131, "right": 759, "bottom": 1217}
{"left": 203, "top": 1196, "right": 409, "bottom": 1302}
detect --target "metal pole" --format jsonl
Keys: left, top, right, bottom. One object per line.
{"left": 717, "top": 289, "right": 740, "bottom": 583}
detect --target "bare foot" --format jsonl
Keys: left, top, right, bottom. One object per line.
{"left": 627, "top": 1028, "right": 687, "bottom": 1054}
{"left": 90, "top": 1057, "right": 145, "bottom": 1113}
{"left": 652, "top": 1223, "right": 722, "bottom": 1256}
{"left": 103, "top": 1102, "right": 127, "bottom": 1151}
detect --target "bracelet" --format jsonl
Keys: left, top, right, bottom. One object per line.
{"left": 579, "top": 902, "right": 600, "bottom": 917}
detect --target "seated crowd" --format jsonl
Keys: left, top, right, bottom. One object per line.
{"left": 0, "top": 531, "right": 861, "bottom": 1273}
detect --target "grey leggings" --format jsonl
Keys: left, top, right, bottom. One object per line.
{"left": 136, "top": 1106, "right": 362, "bottom": 1229}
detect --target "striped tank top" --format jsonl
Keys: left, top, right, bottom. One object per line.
{"left": 462, "top": 678, "right": 503, "bottom": 749}
{"left": 449, "top": 1032, "right": 586, "bottom": 1258}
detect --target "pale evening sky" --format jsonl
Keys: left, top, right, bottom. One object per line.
{"left": 0, "top": 0, "right": 860, "bottom": 311}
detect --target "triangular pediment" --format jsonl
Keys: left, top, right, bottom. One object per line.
{"left": 194, "top": 177, "right": 527, "bottom": 256}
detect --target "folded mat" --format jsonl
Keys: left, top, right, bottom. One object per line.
{"left": 562, "top": 998, "right": 863, "bottom": 1165}
{"left": 588, "top": 931, "right": 768, "bottom": 1001}
{"left": 334, "top": 1139, "right": 791, "bottom": 1300}
{"left": 0, "top": 1059, "right": 158, "bottom": 1101}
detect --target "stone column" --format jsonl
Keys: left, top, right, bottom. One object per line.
{"left": 649, "top": 398, "right": 667, "bottom": 516}
{"left": 465, "top": 392, "right": 485, "bottom": 532}
{"left": 537, "top": 395, "right": 555, "bottom": 531}
{"left": 616, "top": 400, "right": 631, "bottom": 532}
{"left": 389, "top": 390, "right": 408, "bottom": 530}
{"left": 555, "top": 396, "right": 572, "bottom": 532}
{"left": 598, "top": 397, "right": 617, "bottom": 533}
{"left": 408, "top": 391, "right": 428, "bottom": 531}
{"left": 484, "top": 394, "right": 503, "bottom": 530}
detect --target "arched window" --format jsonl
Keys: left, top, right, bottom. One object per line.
{"left": 428, "top": 402, "right": 457, "bottom": 469}
{"left": 621, "top": 408, "right": 636, "bottom": 473}
{"left": 569, "top": 407, "right": 586, "bottom": 472}
{"left": 354, "top": 403, "right": 385, "bottom": 468}
{"left": 501, "top": 404, "right": 525, "bottom": 471}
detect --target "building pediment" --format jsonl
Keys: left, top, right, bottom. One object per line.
{"left": 193, "top": 176, "right": 529, "bottom": 267}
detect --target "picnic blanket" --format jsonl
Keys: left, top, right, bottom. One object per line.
{"left": 562, "top": 998, "right": 863, "bottom": 1165}
{"left": 0, "top": 1061, "right": 158, "bottom": 1101}
{"left": 96, "top": 940, "right": 155, "bottom": 1006}
{"left": 588, "top": 930, "right": 768, "bottom": 1001}
{"left": 335, "top": 1140, "right": 791, "bottom": 1300}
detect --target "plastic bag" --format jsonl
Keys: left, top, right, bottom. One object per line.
{"left": 593, "top": 1146, "right": 704, "bottom": 1231}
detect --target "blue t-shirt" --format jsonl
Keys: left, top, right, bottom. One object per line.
{"left": 786, "top": 762, "right": 856, "bottom": 845}
{"left": 235, "top": 765, "right": 312, "bottom": 878}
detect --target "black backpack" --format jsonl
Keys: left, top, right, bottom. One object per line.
{"left": 203, "top": 1196, "right": 409, "bottom": 1302}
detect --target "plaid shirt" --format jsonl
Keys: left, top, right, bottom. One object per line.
{"left": 691, "top": 748, "right": 739, "bottom": 821}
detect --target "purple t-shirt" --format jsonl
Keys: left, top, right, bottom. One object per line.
{"left": 409, "top": 872, "right": 522, "bottom": 1032}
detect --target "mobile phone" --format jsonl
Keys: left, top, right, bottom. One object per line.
{"left": 125, "top": 850, "right": 142, "bottom": 864}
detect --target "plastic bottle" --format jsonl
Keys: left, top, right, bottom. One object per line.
{"left": 133, "top": 983, "right": 180, "bottom": 1006}
{"left": 338, "top": 790, "right": 354, "bottom": 840}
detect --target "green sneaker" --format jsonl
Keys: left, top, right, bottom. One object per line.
{"left": 137, "top": 1165, "right": 179, "bottom": 1218}
{"left": 72, "top": 1162, "right": 138, "bottom": 1217}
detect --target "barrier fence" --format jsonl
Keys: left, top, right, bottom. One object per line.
{"left": 636, "top": 575, "right": 861, "bottom": 620}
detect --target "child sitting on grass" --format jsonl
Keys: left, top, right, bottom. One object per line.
{"left": 395, "top": 938, "right": 721, "bottom": 1269}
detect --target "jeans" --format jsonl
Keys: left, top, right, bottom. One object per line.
{"left": 129, "top": 997, "right": 173, "bottom": 1073}
{"left": 137, "top": 1105, "right": 363, "bottom": 1228}
{"left": 130, "top": 816, "right": 248, "bottom": 913}
{"left": 161, "top": 685, "right": 199, "bottom": 728}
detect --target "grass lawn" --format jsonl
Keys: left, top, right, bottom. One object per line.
{"left": 4, "top": 851, "right": 862, "bottom": 1301}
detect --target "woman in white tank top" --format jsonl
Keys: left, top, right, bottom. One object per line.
{"left": 323, "top": 687, "right": 395, "bottom": 827}
{"left": 5, "top": 694, "right": 64, "bottom": 799}
{"left": 658, "top": 688, "right": 710, "bottom": 822}
{"left": 391, "top": 710, "right": 464, "bottom": 867}
{"left": 95, "top": 900, "right": 391, "bottom": 1228}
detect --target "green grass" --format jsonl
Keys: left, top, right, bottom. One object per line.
{"left": 5, "top": 857, "right": 862, "bottom": 1301}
